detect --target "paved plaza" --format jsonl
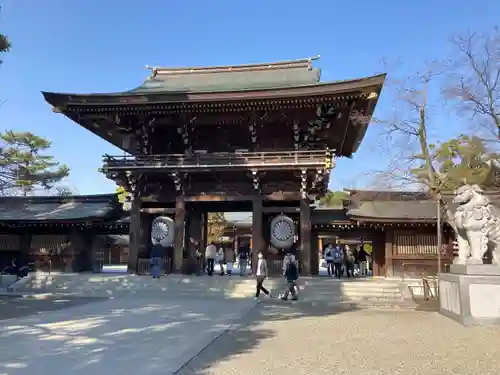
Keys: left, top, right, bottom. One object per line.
{"left": 178, "top": 301, "right": 500, "bottom": 375}
{"left": 0, "top": 295, "right": 257, "bottom": 375}
{"left": 1, "top": 294, "right": 500, "bottom": 375}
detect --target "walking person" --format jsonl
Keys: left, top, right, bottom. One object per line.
{"left": 282, "top": 251, "right": 293, "bottom": 276}
{"left": 217, "top": 248, "right": 225, "bottom": 275}
{"left": 150, "top": 243, "right": 164, "bottom": 279}
{"left": 344, "top": 244, "right": 355, "bottom": 278}
{"left": 194, "top": 242, "right": 203, "bottom": 276}
{"left": 224, "top": 247, "right": 234, "bottom": 275}
{"left": 205, "top": 242, "right": 217, "bottom": 276}
{"left": 280, "top": 255, "right": 299, "bottom": 301}
{"left": 255, "top": 252, "right": 270, "bottom": 299}
{"left": 238, "top": 243, "right": 250, "bottom": 276}
{"left": 358, "top": 244, "right": 368, "bottom": 277}
{"left": 324, "top": 243, "right": 334, "bottom": 277}
{"left": 332, "top": 244, "right": 344, "bottom": 279}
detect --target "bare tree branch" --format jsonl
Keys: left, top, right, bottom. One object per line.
{"left": 373, "top": 61, "right": 458, "bottom": 230}
{"left": 444, "top": 27, "right": 500, "bottom": 139}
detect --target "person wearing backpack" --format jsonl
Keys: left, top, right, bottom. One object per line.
{"left": 280, "top": 257, "right": 299, "bottom": 301}
{"left": 332, "top": 245, "right": 344, "bottom": 279}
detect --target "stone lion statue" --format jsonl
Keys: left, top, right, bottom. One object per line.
{"left": 453, "top": 184, "right": 500, "bottom": 264}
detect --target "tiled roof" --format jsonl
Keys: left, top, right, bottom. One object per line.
{"left": 312, "top": 209, "right": 351, "bottom": 224}
{"left": 344, "top": 189, "right": 430, "bottom": 201}
{"left": 0, "top": 194, "right": 118, "bottom": 221}
{"left": 347, "top": 201, "right": 438, "bottom": 221}
{"left": 130, "top": 58, "right": 321, "bottom": 94}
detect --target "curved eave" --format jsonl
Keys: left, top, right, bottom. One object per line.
{"left": 41, "top": 74, "right": 386, "bottom": 107}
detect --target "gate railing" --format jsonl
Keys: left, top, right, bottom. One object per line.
{"left": 102, "top": 150, "right": 332, "bottom": 172}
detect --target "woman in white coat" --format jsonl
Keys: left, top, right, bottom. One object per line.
{"left": 255, "top": 252, "right": 270, "bottom": 299}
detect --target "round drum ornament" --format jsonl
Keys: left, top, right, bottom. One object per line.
{"left": 270, "top": 215, "right": 295, "bottom": 249}
{"left": 151, "top": 216, "right": 175, "bottom": 247}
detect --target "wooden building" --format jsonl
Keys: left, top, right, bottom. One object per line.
{"left": 0, "top": 194, "right": 127, "bottom": 272}
{"left": 41, "top": 57, "right": 385, "bottom": 275}
{"left": 5, "top": 159, "right": 500, "bottom": 276}
{"left": 223, "top": 189, "right": 455, "bottom": 277}
{"left": 0, "top": 191, "right": 452, "bottom": 277}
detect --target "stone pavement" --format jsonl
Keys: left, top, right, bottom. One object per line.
{"left": 177, "top": 301, "right": 500, "bottom": 375}
{"left": 0, "top": 296, "right": 257, "bottom": 375}
{"left": 0, "top": 295, "right": 104, "bottom": 321}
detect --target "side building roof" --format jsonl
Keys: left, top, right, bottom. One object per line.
{"left": 0, "top": 194, "right": 121, "bottom": 224}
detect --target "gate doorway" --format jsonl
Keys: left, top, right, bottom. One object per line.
{"left": 319, "top": 235, "right": 373, "bottom": 277}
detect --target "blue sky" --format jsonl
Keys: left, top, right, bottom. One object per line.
{"left": 1, "top": 0, "right": 499, "bottom": 195}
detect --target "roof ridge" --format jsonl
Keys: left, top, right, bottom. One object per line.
{"left": 146, "top": 56, "right": 320, "bottom": 77}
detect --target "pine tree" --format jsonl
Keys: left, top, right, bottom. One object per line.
{"left": 207, "top": 212, "right": 227, "bottom": 244}
{"left": 318, "top": 190, "right": 348, "bottom": 208}
{"left": 0, "top": 131, "right": 69, "bottom": 195}
{"left": 116, "top": 186, "right": 129, "bottom": 203}
{"left": 0, "top": 6, "right": 10, "bottom": 64}
{"left": 411, "top": 135, "right": 494, "bottom": 191}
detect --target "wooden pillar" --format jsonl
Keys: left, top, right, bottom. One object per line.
{"left": 128, "top": 198, "right": 142, "bottom": 273}
{"left": 69, "top": 228, "right": 85, "bottom": 272}
{"left": 78, "top": 230, "right": 94, "bottom": 272}
{"left": 300, "top": 199, "right": 312, "bottom": 276}
{"left": 371, "top": 230, "right": 385, "bottom": 277}
{"left": 252, "top": 196, "right": 264, "bottom": 274}
{"left": 384, "top": 229, "right": 394, "bottom": 277}
{"left": 234, "top": 235, "right": 239, "bottom": 253}
{"left": 173, "top": 196, "right": 186, "bottom": 273}
{"left": 202, "top": 211, "right": 208, "bottom": 252}
{"left": 138, "top": 214, "right": 152, "bottom": 259}
{"left": 91, "top": 235, "right": 106, "bottom": 273}
{"left": 310, "top": 230, "right": 319, "bottom": 275}
{"left": 20, "top": 232, "right": 31, "bottom": 264}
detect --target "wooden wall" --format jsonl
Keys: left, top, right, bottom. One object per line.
{"left": 0, "top": 226, "right": 128, "bottom": 272}
{"left": 386, "top": 228, "right": 453, "bottom": 278}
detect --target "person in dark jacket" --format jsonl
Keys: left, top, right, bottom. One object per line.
{"left": 332, "top": 245, "right": 344, "bottom": 279}
{"left": 280, "top": 258, "right": 299, "bottom": 301}
{"left": 150, "top": 243, "right": 164, "bottom": 279}
{"left": 357, "top": 245, "right": 368, "bottom": 277}
{"left": 238, "top": 244, "right": 250, "bottom": 276}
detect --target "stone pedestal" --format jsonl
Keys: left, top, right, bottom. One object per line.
{"left": 439, "top": 264, "right": 500, "bottom": 326}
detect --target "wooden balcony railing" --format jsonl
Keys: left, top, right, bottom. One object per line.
{"left": 102, "top": 150, "right": 332, "bottom": 172}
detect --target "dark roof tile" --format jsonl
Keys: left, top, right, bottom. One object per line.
{"left": 347, "top": 201, "right": 437, "bottom": 221}
{"left": 0, "top": 194, "right": 117, "bottom": 221}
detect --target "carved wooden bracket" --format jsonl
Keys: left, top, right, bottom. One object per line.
{"left": 300, "top": 169, "right": 308, "bottom": 199}
{"left": 171, "top": 171, "right": 187, "bottom": 195}
{"left": 124, "top": 171, "right": 144, "bottom": 198}
{"left": 308, "top": 104, "right": 346, "bottom": 142}
{"left": 311, "top": 169, "right": 324, "bottom": 190}
{"left": 178, "top": 116, "right": 196, "bottom": 154}
{"left": 252, "top": 170, "right": 260, "bottom": 192}
{"left": 293, "top": 120, "right": 301, "bottom": 150}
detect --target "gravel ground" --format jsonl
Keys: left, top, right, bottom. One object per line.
{"left": 0, "top": 295, "right": 105, "bottom": 320}
{"left": 177, "top": 300, "right": 500, "bottom": 375}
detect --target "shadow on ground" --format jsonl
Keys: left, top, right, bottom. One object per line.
{"left": 175, "top": 299, "right": 363, "bottom": 375}
{"left": 0, "top": 278, "right": 377, "bottom": 375}
{"left": 0, "top": 295, "right": 268, "bottom": 375}
{"left": 0, "top": 295, "right": 105, "bottom": 321}
{"left": 413, "top": 298, "right": 439, "bottom": 312}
